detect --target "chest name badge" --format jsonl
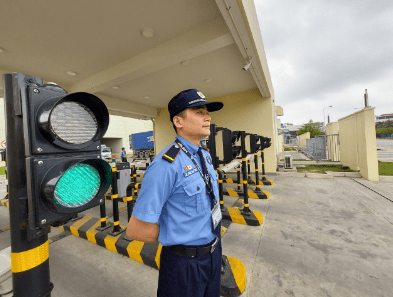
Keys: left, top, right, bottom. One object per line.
{"left": 184, "top": 168, "right": 198, "bottom": 177}
{"left": 206, "top": 156, "right": 212, "bottom": 165}
{"left": 211, "top": 203, "right": 222, "bottom": 230}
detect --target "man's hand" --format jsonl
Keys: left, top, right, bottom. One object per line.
{"left": 126, "top": 215, "right": 159, "bottom": 243}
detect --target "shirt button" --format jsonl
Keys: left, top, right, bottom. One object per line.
{"left": 197, "top": 187, "right": 200, "bottom": 191}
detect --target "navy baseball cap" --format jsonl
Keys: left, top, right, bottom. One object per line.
{"left": 168, "top": 89, "right": 224, "bottom": 122}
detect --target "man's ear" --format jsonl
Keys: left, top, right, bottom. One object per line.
{"left": 173, "top": 116, "right": 183, "bottom": 130}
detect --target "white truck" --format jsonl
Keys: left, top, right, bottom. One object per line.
{"left": 101, "top": 145, "right": 112, "bottom": 162}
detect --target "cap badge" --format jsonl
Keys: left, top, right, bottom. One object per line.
{"left": 197, "top": 91, "right": 205, "bottom": 99}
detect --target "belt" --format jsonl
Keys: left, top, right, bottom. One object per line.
{"left": 165, "top": 237, "right": 219, "bottom": 257}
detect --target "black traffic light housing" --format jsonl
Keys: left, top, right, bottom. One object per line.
{"left": 260, "top": 136, "right": 272, "bottom": 150}
{"left": 222, "top": 129, "right": 241, "bottom": 164}
{"left": 249, "top": 134, "right": 262, "bottom": 153}
{"left": 4, "top": 73, "right": 112, "bottom": 234}
{"left": 208, "top": 124, "right": 241, "bottom": 169}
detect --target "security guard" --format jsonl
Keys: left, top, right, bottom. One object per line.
{"left": 120, "top": 147, "right": 127, "bottom": 162}
{"left": 126, "top": 89, "right": 223, "bottom": 297}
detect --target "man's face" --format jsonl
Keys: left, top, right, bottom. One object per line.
{"left": 176, "top": 106, "right": 211, "bottom": 139}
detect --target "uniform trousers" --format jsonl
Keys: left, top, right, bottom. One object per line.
{"left": 157, "top": 238, "right": 222, "bottom": 297}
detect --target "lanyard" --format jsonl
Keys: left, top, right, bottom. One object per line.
{"left": 175, "top": 139, "right": 215, "bottom": 199}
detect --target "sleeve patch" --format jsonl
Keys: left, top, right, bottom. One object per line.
{"left": 162, "top": 145, "right": 181, "bottom": 163}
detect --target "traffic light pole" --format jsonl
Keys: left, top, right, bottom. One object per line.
{"left": 110, "top": 168, "right": 124, "bottom": 236}
{"left": 240, "top": 132, "right": 251, "bottom": 215}
{"left": 247, "top": 160, "right": 254, "bottom": 184}
{"left": 261, "top": 150, "right": 267, "bottom": 181}
{"left": 216, "top": 170, "right": 226, "bottom": 211}
{"left": 235, "top": 168, "right": 242, "bottom": 193}
{"left": 254, "top": 153, "right": 262, "bottom": 193}
{"left": 3, "top": 73, "right": 53, "bottom": 297}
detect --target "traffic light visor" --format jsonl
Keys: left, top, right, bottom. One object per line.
{"left": 41, "top": 158, "right": 112, "bottom": 213}
{"left": 37, "top": 92, "right": 109, "bottom": 150}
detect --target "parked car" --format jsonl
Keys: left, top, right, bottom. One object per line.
{"left": 101, "top": 146, "right": 112, "bottom": 162}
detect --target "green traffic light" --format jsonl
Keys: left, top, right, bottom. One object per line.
{"left": 54, "top": 163, "right": 100, "bottom": 207}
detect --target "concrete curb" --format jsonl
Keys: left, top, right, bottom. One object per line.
{"left": 325, "top": 171, "right": 362, "bottom": 178}
{"left": 276, "top": 172, "right": 306, "bottom": 178}
{"left": 305, "top": 173, "right": 334, "bottom": 179}
{"left": 60, "top": 215, "right": 247, "bottom": 297}
{"left": 379, "top": 175, "right": 393, "bottom": 182}
{"left": 276, "top": 171, "right": 364, "bottom": 179}
{"left": 223, "top": 187, "right": 269, "bottom": 199}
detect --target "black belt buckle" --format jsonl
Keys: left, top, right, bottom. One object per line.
{"left": 210, "top": 237, "right": 219, "bottom": 253}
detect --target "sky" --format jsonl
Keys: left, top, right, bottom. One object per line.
{"left": 254, "top": 0, "right": 392, "bottom": 126}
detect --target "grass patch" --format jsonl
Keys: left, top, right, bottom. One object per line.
{"left": 297, "top": 165, "right": 356, "bottom": 174}
{"left": 284, "top": 148, "right": 297, "bottom": 151}
{"left": 379, "top": 161, "right": 393, "bottom": 176}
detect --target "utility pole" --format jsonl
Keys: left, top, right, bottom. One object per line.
{"left": 364, "top": 89, "right": 369, "bottom": 107}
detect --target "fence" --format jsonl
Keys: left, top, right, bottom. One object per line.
{"left": 326, "top": 134, "right": 340, "bottom": 161}
{"left": 301, "top": 134, "right": 340, "bottom": 161}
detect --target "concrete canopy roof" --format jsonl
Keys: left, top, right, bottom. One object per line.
{"left": 0, "top": 0, "right": 272, "bottom": 120}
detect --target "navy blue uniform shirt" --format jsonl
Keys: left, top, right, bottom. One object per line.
{"left": 132, "top": 135, "right": 219, "bottom": 246}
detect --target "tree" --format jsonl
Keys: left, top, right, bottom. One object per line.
{"left": 296, "top": 124, "right": 323, "bottom": 138}
{"left": 376, "top": 127, "right": 393, "bottom": 136}
{"left": 376, "top": 120, "right": 393, "bottom": 129}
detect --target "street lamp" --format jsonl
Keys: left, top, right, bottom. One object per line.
{"left": 323, "top": 105, "right": 332, "bottom": 132}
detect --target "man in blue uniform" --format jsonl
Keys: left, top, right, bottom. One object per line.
{"left": 126, "top": 89, "right": 223, "bottom": 297}
{"left": 120, "top": 147, "right": 127, "bottom": 162}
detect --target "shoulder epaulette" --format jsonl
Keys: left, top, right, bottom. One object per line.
{"left": 202, "top": 146, "right": 209, "bottom": 152}
{"left": 162, "top": 145, "right": 181, "bottom": 163}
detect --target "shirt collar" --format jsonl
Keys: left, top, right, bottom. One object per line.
{"left": 176, "top": 135, "right": 200, "bottom": 155}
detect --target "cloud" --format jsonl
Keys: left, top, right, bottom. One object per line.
{"left": 255, "top": 0, "right": 393, "bottom": 124}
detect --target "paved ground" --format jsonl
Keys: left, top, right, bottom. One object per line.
{"left": 1, "top": 174, "right": 393, "bottom": 297}
{"left": 377, "top": 139, "right": 393, "bottom": 162}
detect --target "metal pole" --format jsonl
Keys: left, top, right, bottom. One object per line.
{"left": 217, "top": 170, "right": 225, "bottom": 211}
{"left": 261, "top": 150, "right": 267, "bottom": 181}
{"left": 240, "top": 132, "right": 251, "bottom": 215}
{"left": 96, "top": 198, "right": 110, "bottom": 231}
{"left": 4, "top": 73, "right": 53, "bottom": 297}
{"left": 110, "top": 168, "right": 123, "bottom": 235}
{"left": 236, "top": 168, "right": 242, "bottom": 192}
{"left": 126, "top": 184, "right": 134, "bottom": 222}
{"left": 364, "top": 89, "right": 369, "bottom": 107}
{"left": 254, "top": 153, "right": 261, "bottom": 193}
{"left": 247, "top": 160, "right": 253, "bottom": 184}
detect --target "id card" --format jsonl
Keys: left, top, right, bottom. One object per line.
{"left": 211, "top": 203, "right": 222, "bottom": 230}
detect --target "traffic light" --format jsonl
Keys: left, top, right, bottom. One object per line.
{"left": 261, "top": 137, "right": 272, "bottom": 150}
{"left": 8, "top": 73, "right": 112, "bottom": 230}
{"left": 222, "top": 129, "right": 241, "bottom": 163}
{"left": 249, "top": 134, "right": 262, "bottom": 153}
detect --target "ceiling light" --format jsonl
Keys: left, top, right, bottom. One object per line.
{"left": 112, "top": 86, "right": 119, "bottom": 89}
{"left": 144, "top": 96, "right": 150, "bottom": 99}
{"left": 141, "top": 28, "right": 154, "bottom": 38}
{"left": 204, "top": 79, "right": 213, "bottom": 83}
{"left": 181, "top": 60, "right": 190, "bottom": 66}
{"left": 66, "top": 71, "right": 77, "bottom": 76}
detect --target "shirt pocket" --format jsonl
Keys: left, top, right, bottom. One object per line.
{"left": 182, "top": 178, "right": 205, "bottom": 214}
